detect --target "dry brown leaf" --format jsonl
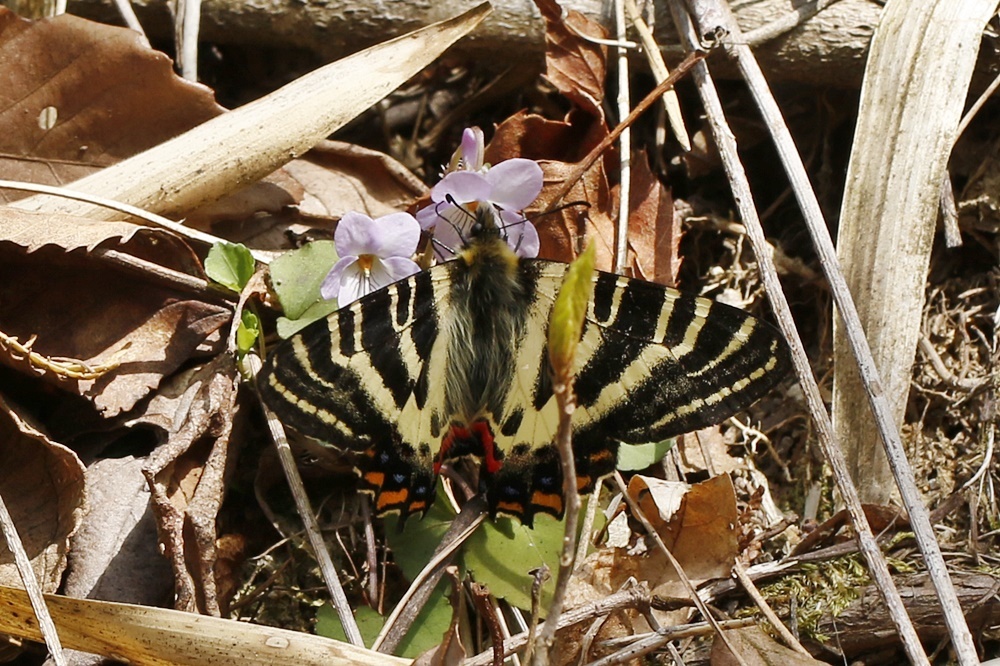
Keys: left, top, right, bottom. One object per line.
{"left": 135, "top": 356, "right": 242, "bottom": 614}
{"left": 0, "top": 393, "right": 85, "bottom": 591}
{"left": 0, "top": 206, "right": 153, "bottom": 253}
{"left": 612, "top": 475, "right": 739, "bottom": 627}
{"left": 627, "top": 151, "right": 678, "bottom": 285}
{"left": 289, "top": 140, "right": 426, "bottom": 218}
{"left": 710, "top": 626, "right": 825, "bottom": 666}
{"left": 0, "top": 243, "right": 229, "bottom": 417}
{"left": 533, "top": 0, "right": 607, "bottom": 120}
{"left": 62, "top": 455, "right": 173, "bottom": 606}
{"left": 0, "top": 8, "right": 222, "bottom": 194}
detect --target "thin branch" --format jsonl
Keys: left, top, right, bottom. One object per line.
{"left": 246, "top": 354, "right": 364, "bottom": 647}
{"left": 732, "top": 559, "right": 810, "bottom": 655}
{"left": 665, "top": 1, "right": 939, "bottom": 664}
{"left": 613, "top": 0, "right": 633, "bottom": 276}
{"left": 0, "top": 493, "right": 66, "bottom": 665}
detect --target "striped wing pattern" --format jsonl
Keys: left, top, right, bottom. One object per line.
{"left": 259, "top": 243, "right": 790, "bottom": 524}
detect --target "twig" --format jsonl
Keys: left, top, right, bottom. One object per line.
{"left": 623, "top": 0, "right": 690, "bottom": 151}
{"left": 665, "top": 1, "right": 937, "bottom": 664}
{"left": 732, "top": 559, "right": 810, "bottom": 655}
{"left": 613, "top": 0, "right": 633, "bottom": 276}
{"left": 588, "top": 618, "right": 757, "bottom": 665}
{"left": 465, "top": 585, "right": 651, "bottom": 666}
{"left": 740, "top": 0, "right": 845, "bottom": 46}
{"left": 0, "top": 179, "right": 272, "bottom": 265}
{"left": 531, "top": 373, "right": 582, "bottom": 663}
{"left": 110, "top": 0, "right": 149, "bottom": 44}
{"left": 246, "top": 354, "right": 364, "bottom": 646}
{"left": 0, "top": 493, "right": 66, "bottom": 666}
{"left": 372, "top": 497, "right": 487, "bottom": 653}
{"left": 175, "top": 0, "right": 202, "bottom": 81}
{"left": 613, "top": 471, "right": 746, "bottom": 665}
{"left": 918, "top": 336, "right": 982, "bottom": 391}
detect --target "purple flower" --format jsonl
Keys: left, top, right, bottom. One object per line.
{"left": 446, "top": 126, "right": 486, "bottom": 174}
{"left": 321, "top": 212, "right": 421, "bottom": 306}
{"left": 416, "top": 154, "right": 543, "bottom": 260}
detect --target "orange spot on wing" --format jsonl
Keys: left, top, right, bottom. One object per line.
{"left": 363, "top": 471, "right": 385, "bottom": 488}
{"left": 496, "top": 501, "right": 525, "bottom": 515}
{"left": 376, "top": 489, "right": 409, "bottom": 511}
{"left": 530, "top": 491, "right": 564, "bottom": 515}
{"left": 575, "top": 475, "right": 592, "bottom": 492}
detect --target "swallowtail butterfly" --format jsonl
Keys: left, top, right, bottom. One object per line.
{"left": 259, "top": 207, "right": 790, "bottom": 525}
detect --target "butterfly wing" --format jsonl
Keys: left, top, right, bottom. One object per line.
{"left": 488, "top": 262, "right": 790, "bottom": 522}
{"left": 258, "top": 267, "right": 453, "bottom": 518}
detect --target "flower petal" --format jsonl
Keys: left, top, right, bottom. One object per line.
{"left": 460, "top": 127, "right": 485, "bottom": 171}
{"left": 321, "top": 255, "right": 358, "bottom": 301}
{"left": 485, "top": 159, "right": 543, "bottom": 210}
{"left": 368, "top": 212, "right": 421, "bottom": 258}
{"left": 498, "top": 209, "right": 540, "bottom": 258}
{"left": 430, "top": 219, "right": 466, "bottom": 261}
{"left": 377, "top": 256, "right": 421, "bottom": 286}
{"left": 431, "top": 171, "right": 492, "bottom": 205}
{"left": 336, "top": 262, "right": 367, "bottom": 306}
{"left": 334, "top": 212, "right": 377, "bottom": 257}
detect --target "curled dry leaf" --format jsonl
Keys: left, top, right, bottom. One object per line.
{"left": 0, "top": 207, "right": 150, "bottom": 254}
{"left": 62, "top": 455, "right": 173, "bottom": 606}
{"left": 0, "top": 394, "right": 86, "bottom": 591}
{"left": 0, "top": 242, "right": 230, "bottom": 417}
{"left": 710, "top": 626, "right": 826, "bottom": 666}
{"left": 133, "top": 355, "right": 243, "bottom": 615}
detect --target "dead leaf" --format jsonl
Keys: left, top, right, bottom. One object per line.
{"left": 627, "top": 151, "right": 679, "bottom": 285}
{"left": 0, "top": 242, "right": 230, "bottom": 417}
{"left": 0, "top": 393, "right": 85, "bottom": 591}
{"left": 135, "top": 356, "right": 242, "bottom": 614}
{"left": 0, "top": 207, "right": 153, "bottom": 253}
{"left": 614, "top": 475, "right": 739, "bottom": 627}
{"left": 13, "top": 5, "right": 491, "bottom": 222}
{"left": 533, "top": 0, "right": 607, "bottom": 120}
{"left": 62, "top": 455, "right": 172, "bottom": 606}
{"left": 288, "top": 140, "right": 426, "bottom": 218}
{"left": 710, "top": 626, "right": 824, "bottom": 665}
{"left": 0, "top": 583, "right": 412, "bottom": 665}
{"left": 0, "top": 8, "right": 223, "bottom": 193}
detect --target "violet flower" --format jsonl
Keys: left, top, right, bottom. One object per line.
{"left": 416, "top": 155, "right": 543, "bottom": 260}
{"left": 321, "top": 212, "right": 421, "bottom": 306}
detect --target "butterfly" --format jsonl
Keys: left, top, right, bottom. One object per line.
{"left": 258, "top": 205, "right": 790, "bottom": 525}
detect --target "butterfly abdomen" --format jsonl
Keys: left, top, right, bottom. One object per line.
{"left": 443, "top": 231, "right": 535, "bottom": 424}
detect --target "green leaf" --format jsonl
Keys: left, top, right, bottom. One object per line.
{"left": 269, "top": 240, "right": 339, "bottom": 323}
{"left": 315, "top": 603, "right": 384, "bottom": 646}
{"left": 384, "top": 488, "right": 458, "bottom": 582}
{"left": 236, "top": 308, "right": 260, "bottom": 355}
{"left": 396, "top": 586, "right": 454, "bottom": 658}
{"left": 463, "top": 513, "right": 565, "bottom": 612}
{"left": 276, "top": 299, "right": 340, "bottom": 339}
{"left": 205, "top": 242, "right": 255, "bottom": 292}
{"left": 617, "top": 439, "right": 676, "bottom": 471}
{"left": 548, "top": 242, "right": 596, "bottom": 376}
{"left": 315, "top": 587, "right": 454, "bottom": 659}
